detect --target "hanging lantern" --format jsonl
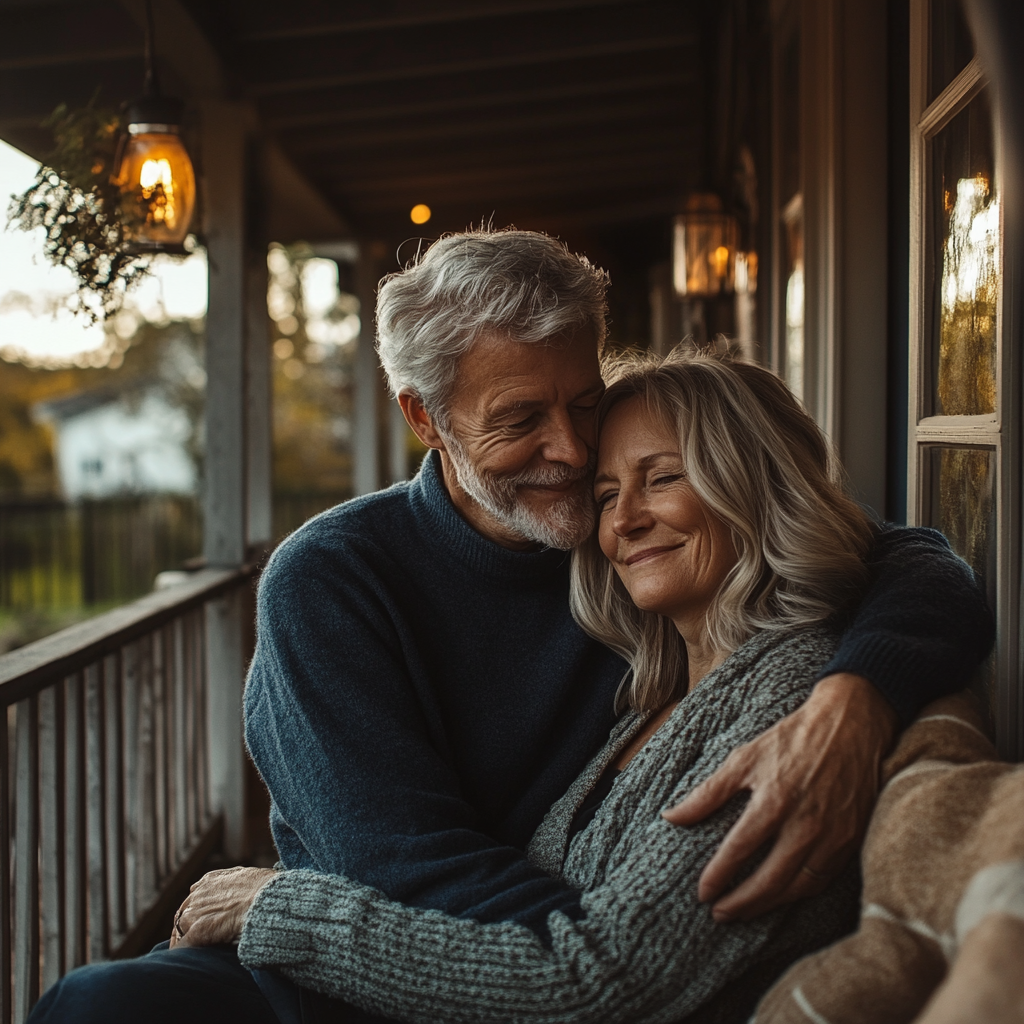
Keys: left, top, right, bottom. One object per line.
{"left": 672, "top": 194, "right": 740, "bottom": 298}
{"left": 115, "top": 96, "right": 196, "bottom": 251}
{"left": 113, "top": 1, "right": 196, "bottom": 252}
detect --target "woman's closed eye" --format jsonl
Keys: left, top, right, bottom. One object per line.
{"left": 595, "top": 489, "right": 618, "bottom": 512}
{"left": 651, "top": 472, "right": 686, "bottom": 487}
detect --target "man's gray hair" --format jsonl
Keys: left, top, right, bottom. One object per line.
{"left": 376, "top": 228, "right": 609, "bottom": 425}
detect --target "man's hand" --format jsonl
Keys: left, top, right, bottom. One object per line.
{"left": 169, "top": 866, "right": 277, "bottom": 948}
{"left": 662, "top": 673, "right": 898, "bottom": 922}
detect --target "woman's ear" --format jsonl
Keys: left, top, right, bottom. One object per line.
{"left": 398, "top": 390, "right": 445, "bottom": 451}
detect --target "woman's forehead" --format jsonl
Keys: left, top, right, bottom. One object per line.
{"left": 597, "top": 398, "right": 681, "bottom": 468}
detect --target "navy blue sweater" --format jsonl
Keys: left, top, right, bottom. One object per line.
{"left": 244, "top": 451, "right": 993, "bottom": 938}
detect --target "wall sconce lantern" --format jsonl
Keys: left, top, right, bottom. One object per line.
{"left": 672, "top": 194, "right": 740, "bottom": 298}
{"left": 114, "top": 1, "right": 196, "bottom": 252}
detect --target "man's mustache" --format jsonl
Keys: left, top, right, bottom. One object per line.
{"left": 507, "top": 453, "right": 596, "bottom": 490}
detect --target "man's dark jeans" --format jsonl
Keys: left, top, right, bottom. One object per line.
{"left": 27, "top": 942, "right": 282, "bottom": 1024}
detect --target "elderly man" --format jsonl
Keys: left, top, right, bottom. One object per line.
{"left": 30, "top": 229, "right": 992, "bottom": 1024}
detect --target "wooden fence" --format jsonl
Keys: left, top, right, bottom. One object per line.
{"left": 0, "top": 567, "right": 255, "bottom": 1023}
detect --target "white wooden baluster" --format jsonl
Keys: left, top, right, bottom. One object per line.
{"left": 39, "top": 685, "right": 64, "bottom": 993}
{"left": 105, "top": 653, "right": 126, "bottom": 948}
{"left": 122, "top": 642, "right": 140, "bottom": 931}
{"left": 64, "top": 675, "right": 85, "bottom": 970}
{"left": 84, "top": 663, "right": 107, "bottom": 961}
{"left": 13, "top": 697, "right": 39, "bottom": 1024}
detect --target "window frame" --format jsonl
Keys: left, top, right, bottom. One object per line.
{"left": 907, "top": 0, "right": 1021, "bottom": 757}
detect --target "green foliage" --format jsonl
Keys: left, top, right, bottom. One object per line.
{"left": 6, "top": 97, "right": 151, "bottom": 322}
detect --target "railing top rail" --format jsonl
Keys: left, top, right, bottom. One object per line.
{"left": 0, "top": 566, "right": 257, "bottom": 704}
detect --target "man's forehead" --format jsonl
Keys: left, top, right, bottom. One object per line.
{"left": 457, "top": 331, "right": 602, "bottom": 406}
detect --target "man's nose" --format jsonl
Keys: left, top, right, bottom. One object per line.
{"left": 540, "top": 408, "right": 590, "bottom": 468}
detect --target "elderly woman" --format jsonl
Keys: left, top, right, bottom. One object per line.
{"left": 173, "top": 351, "right": 875, "bottom": 1022}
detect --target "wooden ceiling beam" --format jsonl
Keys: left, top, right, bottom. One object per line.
{"left": 333, "top": 148, "right": 688, "bottom": 199}
{"left": 284, "top": 95, "right": 691, "bottom": 155}
{"left": 0, "top": 46, "right": 141, "bottom": 72}
{"left": 249, "top": 33, "right": 695, "bottom": 98}
{"left": 240, "top": 0, "right": 636, "bottom": 42}
{"left": 0, "top": 1, "right": 140, "bottom": 67}
{"left": 301, "top": 122, "right": 694, "bottom": 178}
{"left": 261, "top": 63, "right": 694, "bottom": 131}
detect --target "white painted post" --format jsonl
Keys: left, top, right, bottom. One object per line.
{"left": 353, "top": 244, "right": 381, "bottom": 496}
{"left": 246, "top": 243, "right": 273, "bottom": 547}
{"left": 201, "top": 100, "right": 248, "bottom": 859}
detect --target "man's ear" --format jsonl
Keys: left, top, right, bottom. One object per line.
{"left": 398, "top": 390, "right": 445, "bottom": 451}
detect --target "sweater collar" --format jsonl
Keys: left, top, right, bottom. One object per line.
{"left": 408, "top": 450, "right": 571, "bottom": 580}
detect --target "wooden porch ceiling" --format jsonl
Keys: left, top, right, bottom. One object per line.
{"left": 0, "top": 0, "right": 715, "bottom": 242}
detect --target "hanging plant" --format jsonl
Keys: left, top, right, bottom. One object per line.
{"left": 6, "top": 97, "right": 156, "bottom": 322}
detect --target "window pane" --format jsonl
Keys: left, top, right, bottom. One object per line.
{"left": 929, "top": 0, "right": 974, "bottom": 104}
{"left": 923, "top": 444, "right": 996, "bottom": 714}
{"left": 926, "top": 89, "right": 999, "bottom": 416}
{"left": 782, "top": 200, "right": 804, "bottom": 402}
{"left": 924, "top": 445, "right": 996, "bottom": 605}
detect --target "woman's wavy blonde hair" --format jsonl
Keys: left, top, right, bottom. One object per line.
{"left": 570, "top": 349, "right": 874, "bottom": 712}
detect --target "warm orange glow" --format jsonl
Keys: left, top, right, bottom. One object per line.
{"left": 410, "top": 204, "right": 432, "bottom": 225}
{"left": 711, "top": 245, "right": 730, "bottom": 278}
{"left": 116, "top": 129, "right": 196, "bottom": 248}
{"left": 672, "top": 194, "right": 739, "bottom": 298}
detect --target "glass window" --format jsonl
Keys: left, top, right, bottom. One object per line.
{"left": 783, "top": 202, "right": 804, "bottom": 401}
{"left": 924, "top": 445, "right": 997, "bottom": 606}
{"left": 926, "top": 89, "right": 998, "bottom": 416}
{"left": 929, "top": 0, "right": 974, "bottom": 103}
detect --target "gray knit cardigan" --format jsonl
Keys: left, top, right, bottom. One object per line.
{"left": 238, "top": 627, "right": 860, "bottom": 1024}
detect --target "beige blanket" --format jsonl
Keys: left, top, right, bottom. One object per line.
{"left": 754, "top": 692, "right": 1024, "bottom": 1024}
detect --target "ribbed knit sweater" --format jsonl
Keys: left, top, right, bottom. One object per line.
{"left": 244, "top": 451, "right": 992, "bottom": 945}
{"left": 239, "top": 627, "right": 861, "bottom": 1024}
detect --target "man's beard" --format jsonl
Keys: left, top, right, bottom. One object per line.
{"left": 440, "top": 431, "right": 596, "bottom": 550}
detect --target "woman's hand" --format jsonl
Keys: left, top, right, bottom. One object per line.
{"left": 169, "top": 866, "right": 277, "bottom": 948}
{"left": 662, "top": 672, "right": 898, "bottom": 921}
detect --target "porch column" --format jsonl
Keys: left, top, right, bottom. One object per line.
{"left": 353, "top": 243, "right": 383, "bottom": 495}
{"left": 246, "top": 236, "right": 273, "bottom": 549}
{"left": 201, "top": 100, "right": 250, "bottom": 859}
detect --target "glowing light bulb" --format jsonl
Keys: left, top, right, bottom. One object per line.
{"left": 138, "top": 158, "right": 176, "bottom": 226}
{"left": 711, "top": 245, "right": 731, "bottom": 279}
{"left": 410, "top": 204, "right": 432, "bottom": 225}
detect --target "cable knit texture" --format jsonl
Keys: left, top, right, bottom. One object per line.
{"left": 239, "top": 627, "right": 861, "bottom": 1024}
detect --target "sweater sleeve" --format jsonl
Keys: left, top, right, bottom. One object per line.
{"left": 819, "top": 524, "right": 995, "bottom": 723}
{"left": 238, "top": 699, "right": 853, "bottom": 1024}
{"left": 244, "top": 525, "right": 582, "bottom": 938}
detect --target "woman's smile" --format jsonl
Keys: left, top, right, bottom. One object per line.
{"left": 624, "top": 542, "right": 686, "bottom": 567}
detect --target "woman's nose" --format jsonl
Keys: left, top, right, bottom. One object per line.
{"left": 611, "top": 488, "right": 651, "bottom": 538}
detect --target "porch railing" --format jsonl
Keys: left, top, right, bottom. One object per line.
{"left": 0, "top": 566, "right": 256, "bottom": 1023}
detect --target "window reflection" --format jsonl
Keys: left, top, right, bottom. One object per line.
{"left": 929, "top": 90, "right": 998, "bottom": 416}
{"left": 782, "top": 198, "right": 804, "bottom": 402}
{"left": 929, "top": 0, "right": 974, "bottom": 104}
{"left": 926, "top": 445, "right": 996, "bottom": 606}
{"left": 924, "top": 444, "right": 996, "bottom": 711}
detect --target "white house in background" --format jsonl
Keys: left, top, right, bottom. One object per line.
{"left": 34, "top": 385, "right": 196, "bottom": 500}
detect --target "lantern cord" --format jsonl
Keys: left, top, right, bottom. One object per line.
{"left": 143, "top": 0, "right": 160, "bottom": 96}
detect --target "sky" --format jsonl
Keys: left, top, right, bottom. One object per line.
{"left": 0, "top": 137, "right": 208, "bottom": 367}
